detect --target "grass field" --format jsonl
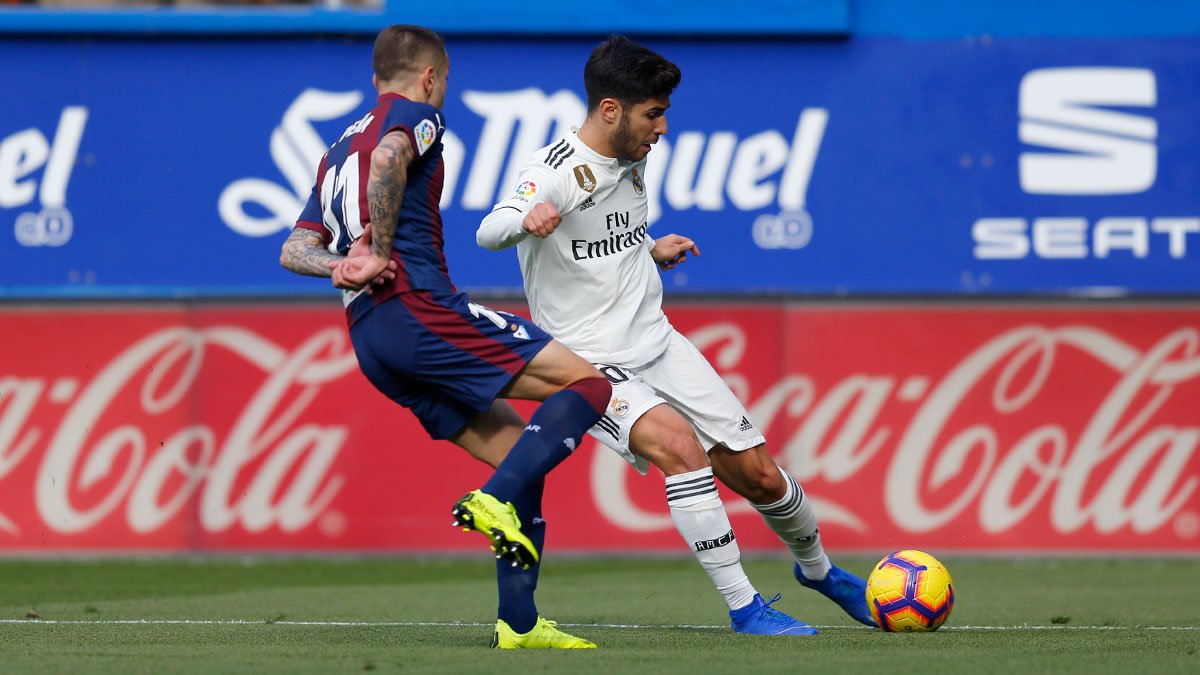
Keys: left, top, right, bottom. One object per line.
{"left": 2, "top": 556, "right": 1197, "bottom": 674}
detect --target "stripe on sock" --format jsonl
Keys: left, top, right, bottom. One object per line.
{"left": 755, "top": 472, "right": 803, "bottom": 517}
{"left": 665, "top": 469, "right": 718, "bottom": 506}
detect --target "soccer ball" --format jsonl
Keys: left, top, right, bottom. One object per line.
{"left": 865, "top": 549, "right": 954, "bottom": 632}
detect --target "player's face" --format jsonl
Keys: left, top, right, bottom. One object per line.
{"left": 611, "top": 96, "right": 670, "bottom": 162}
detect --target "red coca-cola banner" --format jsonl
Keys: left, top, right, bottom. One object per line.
{"left": 1, "top": 303, "right": 1197, "bottom": 553}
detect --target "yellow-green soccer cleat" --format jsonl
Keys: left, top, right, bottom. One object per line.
{"left": 491, "top": 617, "right": 597, "bottom": 649}
{"left": 450, "top": 489, "right": 540, "bottom": 568}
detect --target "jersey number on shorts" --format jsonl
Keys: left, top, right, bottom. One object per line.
{"left": 596, "top": 364, "right": 631, "bottom": 384}
{"left": 468, "top": 302, "right": 509, "bottom": 329}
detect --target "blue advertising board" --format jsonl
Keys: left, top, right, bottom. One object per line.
{"left": 0, "top": 36, "right": 1197, "bottom": 297}
{"left": 0, "top": 1, "right": 849, "bottom": 36}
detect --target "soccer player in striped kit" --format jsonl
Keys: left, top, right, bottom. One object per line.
{"left": 477, "top": 35, "right": 877, "bottom": 635}
{"left": 280, "top": 25, "right": 609, "bottom": 649}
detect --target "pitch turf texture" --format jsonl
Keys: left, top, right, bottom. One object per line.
{"left": 2, "top": 557, "right": 1197, "bottom": 674}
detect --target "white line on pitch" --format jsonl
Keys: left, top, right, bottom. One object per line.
{"left": 0, "top": 619, "right": 1196, "bottom": 631}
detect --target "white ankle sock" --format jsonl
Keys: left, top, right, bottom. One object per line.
{"left": 665, "top": 467, "right": 757, "bottom": 611}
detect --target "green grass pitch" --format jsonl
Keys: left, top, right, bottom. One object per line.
{"left": 1, "top": 556, "right": 1197, "bottom": 674}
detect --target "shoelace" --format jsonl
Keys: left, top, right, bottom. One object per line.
{"left": 759, "top": 594, "right": 798, "bottom": 625}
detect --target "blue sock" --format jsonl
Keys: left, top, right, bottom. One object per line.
{"left": 482, "top": 380, "right": 606, "bottom": 504}
{"left": 496, "top": 480, "right": 545, "bottom": 634}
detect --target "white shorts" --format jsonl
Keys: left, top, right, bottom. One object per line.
{"left": 587, "top": 330, "right": 766, "bottom": 475}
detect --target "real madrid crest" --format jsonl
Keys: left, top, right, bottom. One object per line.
{"left": 631, "top": 168, "right": 644, "bottom": 196}
{"left": 610, "top": 398, "right": 631, "bottom": 418}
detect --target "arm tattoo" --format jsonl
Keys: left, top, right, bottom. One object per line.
{"left": 280, "top": 228, "right": 338, "bottom": 277}
{"left": 367, "top": 131, "right": 413, "bottom": 261}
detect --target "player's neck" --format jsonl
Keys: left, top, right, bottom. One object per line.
{"left": 378, "top": 84, "right": 429, "bottom": 105}
{"left": 576, "top": 122, "right": 617, "bottom": 160}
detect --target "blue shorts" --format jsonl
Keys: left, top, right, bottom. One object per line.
{"left": 348, "top": 290, "right": 553, "bottom": 440}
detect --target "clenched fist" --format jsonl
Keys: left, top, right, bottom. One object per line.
{"left": 523, "top": 202, "right": 562, "bottom": 238}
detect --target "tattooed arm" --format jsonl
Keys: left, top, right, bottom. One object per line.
{"left": 332, "top": 130, "right": 414, "bottom": 288}
{"left": 280, "top": 228, "right": 339, "bottom": 278}
{"left": 366, "top": 130, "right": 412, "bottom": 262}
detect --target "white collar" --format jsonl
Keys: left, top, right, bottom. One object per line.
{"left": 566, "top": 126, "right": 622, "bottom": 170}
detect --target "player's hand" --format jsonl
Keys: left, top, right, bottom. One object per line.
{"left": 334, "top": 225, "right": 397, "bottom": 293}
{"left": 652, "top": 234, "right": 700, "bottom": 271}
{"left": 522, "top": 202, "right": 562, "bottom": 238}
{"left": 331, "top": 253, "right": 392, "bottom": 291}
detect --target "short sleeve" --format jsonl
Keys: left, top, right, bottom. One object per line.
{"left": 293, "top": 183, "right": 330, "bottom": 245}
{"left": 382, "top": 102, "right": 445, "bottom": 159}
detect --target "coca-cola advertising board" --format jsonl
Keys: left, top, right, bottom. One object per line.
{"left": 1, "top": 303, "right": 1197, "bottom": 553}
{"left": 2, "top": 37, "right": 1198, "bottom": 298}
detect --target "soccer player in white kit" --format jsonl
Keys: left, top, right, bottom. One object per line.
{"left": 477, "top": 35, "right": 877, "bottom": 635}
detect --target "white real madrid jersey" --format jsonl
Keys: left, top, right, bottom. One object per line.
{"left": 477, "top": 132, "right": 673, "bottom": 368}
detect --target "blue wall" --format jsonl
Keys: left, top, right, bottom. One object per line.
{"left": 2, "top": 1, "right": 1199, "bottom": 37}
{"left": 0, "top": 1, "right": 1196, "bottom": 298}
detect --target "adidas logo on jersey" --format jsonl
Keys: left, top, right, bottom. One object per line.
{"left": 738, "top": 416, "right": 754, "bottom": 432}
{"left": 577, "top": 197, "right": 595, "bottom": 212}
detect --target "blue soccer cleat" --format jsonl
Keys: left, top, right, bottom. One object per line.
{"left": 729, "top": 593, "right": 819, "bottom": 636}
{"left": 794, "top": 563, "right": 877, "bottom": 627}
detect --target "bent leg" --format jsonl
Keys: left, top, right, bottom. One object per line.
{"left": 710, "top": 442, "right": 876, "bottom": 627}
{"left": 626, "top": 404, "right": 758, "bottom": 613}
{"left": 710, "top": 442, "right": 829, "bottom": 579}
{"left": 477, "top": 338, "right": 610, "bottom": 504}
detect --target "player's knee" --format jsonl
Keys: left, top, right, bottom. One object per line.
{"left": 715, "top": 456, "right": 786, "bottom": 504}
{"left": 743, "top": 465, "right": 786, "bottom": 503}
{"left": 646, "top": 433, "right": 708, "bottom": 475}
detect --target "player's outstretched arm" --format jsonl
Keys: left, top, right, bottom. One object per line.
{"left": 651, "top": 234, "right": 700, "bottom": 271}
{"left": 280, "top": 228, "right": 340, "bottom": 278}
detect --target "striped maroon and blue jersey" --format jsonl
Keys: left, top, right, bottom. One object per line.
{"left": 295, "top": 93, "right": 452, "bottom": 317}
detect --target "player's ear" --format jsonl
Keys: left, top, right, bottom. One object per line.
{"left": 423, "top": 65, "right": 436, "bottom": 95}
{"left": 372, "top": 73, "right": 378, "bottom": 91}
{"left": 601, "top": 98, "right": 621, "bottom": 125}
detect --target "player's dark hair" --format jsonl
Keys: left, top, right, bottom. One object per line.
{"left": 584, "top": 35, "right": 681, "bottom": 112}
{"left": 373, "top": 25, "right": 447, "bottom": 83}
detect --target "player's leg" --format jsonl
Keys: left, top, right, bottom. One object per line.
{"left": 419, "top": 298, "right": 607, "bottom": 565}
{"left": 709, "top": 443, "right": 874, "bottom": 627}
{"left": 476, "top": 339, "right": 610, "bottom": 511}
{"left": 593, "top": 368, "right": 815, "bottom": 635}
{"left": 348, "top": 297, "right": 595, "bottom": 646}
{"left": 450, "top": 402, "right": 595, "bottom": 648}
{"left": 647, "top": 332, "right": 874, "bottom": 627}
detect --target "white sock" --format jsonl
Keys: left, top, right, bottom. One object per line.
{"left": 665, "top": 467, "right": 757, "bottom": 611}
{"left": 754, "top": 468, "right": 831, "bottom": 581}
